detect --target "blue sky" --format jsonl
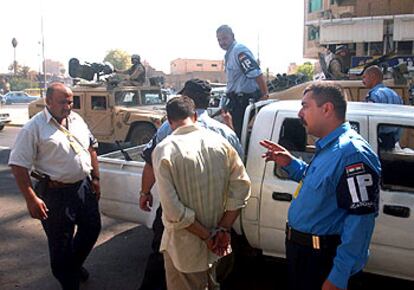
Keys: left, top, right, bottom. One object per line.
{"left": 0, "top": 0, "right": 305, "bottom": 75}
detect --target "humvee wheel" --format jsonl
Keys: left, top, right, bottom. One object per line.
{"left": 128, "top": 123, "right": 156, "bottom": 145}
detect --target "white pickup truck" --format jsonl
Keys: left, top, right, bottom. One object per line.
{"left": 98, "top": 100, "right": 414, "bottom": 281}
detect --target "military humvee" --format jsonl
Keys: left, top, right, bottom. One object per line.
{"left": 28, "top": 83, "right": 166, "bottom": 148}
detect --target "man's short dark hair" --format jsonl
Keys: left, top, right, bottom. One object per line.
{"left": 166, "top": 96, "right": 196, "bottom": 122}
{"left": 216, "top": 25, "right": 234, "bottom": 38}
{"left": 178, "top": 78, "right": 211, "bottom": 109}
{"left": 303, "top": 82, "right": 347, "bottom": 120}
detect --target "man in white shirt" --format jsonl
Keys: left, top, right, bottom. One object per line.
{"left": 9, "top": 83, "right": 101, "bottom": 290}
{"left": 152, "top": 96, "right": 251, "bottom": 290}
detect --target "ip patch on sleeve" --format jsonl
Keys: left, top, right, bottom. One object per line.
{"left": 336, "top": 162, "right": 379, "bottom": 214}
{"left": 238, "top": 52, "right": 259, "bottom": 75}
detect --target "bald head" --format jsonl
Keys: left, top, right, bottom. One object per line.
{"left": 46, "top": 82, "right": 71, "bottom": 101}
{"left": 362, "top": 65, "right": 383, "bottom": 89}
{"left": 46, "top": 82, "right": 74, "bottom": 122}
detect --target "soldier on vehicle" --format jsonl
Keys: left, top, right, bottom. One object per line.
{"left": 327, "top": 45, "right": 351, "bottom": 80}
{"left": 115, "top": 54, "right": 146, "bottom": 85}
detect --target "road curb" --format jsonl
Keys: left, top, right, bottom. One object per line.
{"left": 5, "top": 123, "right": 24, "bottom": 128}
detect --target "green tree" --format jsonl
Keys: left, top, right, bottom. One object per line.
{"left": 103, "top": 49, "right": 131, "bottom": 70}
{"left": 9, "top": 78, "right": 39, "bottom": 91}
{"left": 295, "top": 62, "right": 314, "bottom": 80}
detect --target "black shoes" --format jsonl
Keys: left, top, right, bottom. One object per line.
{"left": 80, "top": 266, "right": 90, "bottom": 282}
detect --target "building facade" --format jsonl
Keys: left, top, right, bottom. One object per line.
{"left": 165, "top": 58, "right": 226, "bottom": 91}
{"left": 170, "top": 58, "right": 225, "bottom": 74}
{"left": 304, "top": 0, "right": 414, "bottom": 59}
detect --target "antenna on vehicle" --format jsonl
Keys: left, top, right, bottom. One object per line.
{"left": 257, "top": 33, "right": 260, "bottom": 66}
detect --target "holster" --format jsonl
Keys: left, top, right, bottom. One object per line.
{"left": 31, "top": 171, "right": 50, "bottom": 198}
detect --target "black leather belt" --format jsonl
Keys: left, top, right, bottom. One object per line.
{"left": 286, "top": 224, "right": 341, "bottom": 250}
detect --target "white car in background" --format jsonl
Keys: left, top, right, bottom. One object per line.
{"left": 0, "top": 112, "right": 11, "bottom": 131}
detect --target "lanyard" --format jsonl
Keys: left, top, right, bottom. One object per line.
{"left": 48, "top": 113, "right": 87, "bottom": 155}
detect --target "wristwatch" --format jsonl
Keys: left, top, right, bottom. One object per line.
{"left": 140, "top": 191, "right": 151, "bottom": 197}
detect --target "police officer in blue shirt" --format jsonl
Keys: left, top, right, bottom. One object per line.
{"left": 260, "top": 83, "right": 381, "bottom": 290}
{"left": 216, "top": 24, "right": 269, "bottom": 138}
{"left": 363, "top": 65, "right": 404, "bottom": 150}
{"left": 137, "top": 78, "right": 242, "bottom": 290}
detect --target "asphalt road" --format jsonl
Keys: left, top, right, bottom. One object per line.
{"left": 1, "top": 126, "right": 413, "bottom": 290}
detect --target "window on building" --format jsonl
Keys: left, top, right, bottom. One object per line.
{"left": 396, "top": 41, "right": 413, "bottom": 55}
{"left": 274, "top": 119, "right": 360, "bottom": 179}
{"left": 308, "top": 0, "right": 322, "bottom": 13}
{"left": 91, "top": 96, "right": 107, "bottom": 111}
{"left": 378, "top": 124, "right": 414, "bottom": 193}
{"left": 307, "top": 26, "right": 320, "bottom": 41}
{"left": 211, "top": 64, "right": 218, "bottom": 67}
{"left": 364, "top": 42, "right": 383, "bottom": 56}
{"left": 196, "top": 63, "right": 203, "bottom": 67}
{"left": 330, "top": 0, "right": 356, "bottom": 5}
{"left": 73, "top": 95, "right": 80, "bottom": 109}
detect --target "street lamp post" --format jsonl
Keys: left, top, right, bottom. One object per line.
{"left": 11, "top": 38, "right": 18, "bottom": 75}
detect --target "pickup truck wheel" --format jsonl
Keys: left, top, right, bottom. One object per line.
{"left": 0, "top": 124, "right": 4, "bottom": 131}
{"left": 128, "top": 123, "right": 156, "bottom": 145}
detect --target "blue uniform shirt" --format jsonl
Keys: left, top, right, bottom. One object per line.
{"left": 283, "top": 122, "right": 381, "bottom": 289}
{"left": 225, "top": 41, "right": 262, "bottom": 94}
{"left": 366, "top": 83, "right": 403, "bottom": 104}
{"left": 366, "top": 84, "right": 403, "bottom": 146}
{"left": 142, "top": 109, "right": 243, "bottom": 163}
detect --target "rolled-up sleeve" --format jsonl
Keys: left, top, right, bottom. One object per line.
{"left": 153, "top": 150, "right": 195, "bottom": 230}
{"left": 225, "top": 147, "right": 251, "bottom": 211}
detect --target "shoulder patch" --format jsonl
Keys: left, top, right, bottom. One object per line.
{"left": 337, "top": 162, "right": 379, "bottom": 215}
{"left": 237, "top": 52, "right": 259, "bottom": 74}
{"left": 345, "top": 163, "right": 365, "bottom": 176}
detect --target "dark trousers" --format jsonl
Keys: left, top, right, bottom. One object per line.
{"left": 228, "top": 91, "right": 260, "bottom": 138}
{"left": 38, "top": 178, "right": 101, "bottom": 290}
{"left": 139, "top": 206, "right": 166, "bottom": 290}
{"left": 286, "top": 239, "right": 362, "bottom": 290}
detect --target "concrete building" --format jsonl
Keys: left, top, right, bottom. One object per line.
{"left": 165, "top": 58, "right": 226, "bottom": 91}
{"left": 44, "top": 59, "right": 65, "bottom": 76}
{"left": 170, "top": 58, "right": 224, "bottom": 74}
{"left": 304, "top": 0, "right": 414, "bottom": 59}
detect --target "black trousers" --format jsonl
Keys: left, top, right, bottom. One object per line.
{"left": 139, "top": 206, "right": 166, "bottom": 290}
{"left": 38, "top": 178, "right": 101, "bottom": 290}
{"left": 228, "top": 91, "right": 260, "bottom": 138}
{"left": 286, "top": 239, "right": 362, "bottom": 290}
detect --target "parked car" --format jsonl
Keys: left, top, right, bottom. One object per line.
{"left": 1, "top": 91, "right": 39, "bottom": 104}
{"left": 0, "top": 112, "right": 11, "bottom": 131}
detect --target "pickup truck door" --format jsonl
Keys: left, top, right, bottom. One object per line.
{"left": 366, "top": 116, "right": 414, "bottom": 279}
{"left": 258, "top": 112, "right": 368, "bottom": 258}
{"left": 83, "top": 93, "right": 114, "bottom": 137}
{"left": 98, "top": 146, "right": 159, "bottom": 228}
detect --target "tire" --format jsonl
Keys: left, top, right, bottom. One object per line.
{"left": 0, "top": 124, "right": 4, "bottom": 131}
{"left": 127, "top": 123, "right": 156, "bottom": 146}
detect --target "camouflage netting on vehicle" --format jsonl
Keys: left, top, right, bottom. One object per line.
{"left": 267, "top": 73, "right": 308, "bottom": 93}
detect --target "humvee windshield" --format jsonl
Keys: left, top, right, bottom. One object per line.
{"left": 115, "top": 89, "right": 165, "bottom": 107}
